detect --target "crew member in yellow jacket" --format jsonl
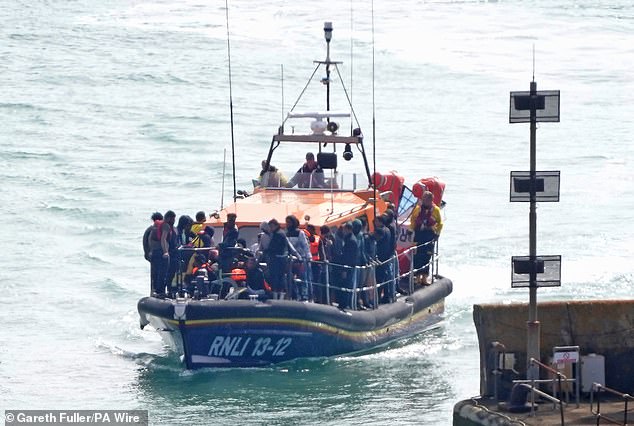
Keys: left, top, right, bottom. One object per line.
{"left": 409, "top": 190, "right": 443, "bottom": 284}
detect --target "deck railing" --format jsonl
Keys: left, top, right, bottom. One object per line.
{"left": 168, "top": 240, "right": 438, "bottom": 308}
{"left": 510, "top": 358, "right": 572, "bottom": 425}
{"left": 591, "top": 383, "right": 633, "bottom": 425}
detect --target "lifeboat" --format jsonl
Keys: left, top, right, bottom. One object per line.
{"left": 137, "top": 22, "right": 452, "bottom": 369}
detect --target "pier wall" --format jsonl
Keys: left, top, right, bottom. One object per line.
{"left": 473, "top": 299, "right": 634, "bottom": 396}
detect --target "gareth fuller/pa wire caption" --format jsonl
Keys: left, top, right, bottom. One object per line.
{"left": 4, "top": 410, "right": 148, "bottom": 425}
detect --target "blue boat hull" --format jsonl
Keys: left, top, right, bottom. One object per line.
{"left": 138, "top": 277, "right": 452, "bottom": 368}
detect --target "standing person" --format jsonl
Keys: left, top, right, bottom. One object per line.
{"left": 166, "top": 213, "right": 182, "bottom": 295}
{"left": 286, "top": 152, "right": 325, "bottom": 188}
{"left": 150, "top": 210, "right": 176, "bottom": 297}
{"left": 191, "top": 211, "right": 206, "bottom": 235}
{"left": 381, "top": 211, "right": 398, "bottom": 302}
{"left": 285, "top": 215, "right": 311, "bottom": 300}
{"left": 360, "top": 217, "right": 377, "bottom": 307}
{"left": 218, "top": 213, "right": 239, "bottom": 276}
{"left": 143, "top": 212, "right": 163, "bottom": 294}
{"left": 331, "top": 225, "right": 345, "bottom": 305}
{"left": 143, "top": 212, "right": 163, "bottom": 262}
{"left": 305, "top": 224, "right": 324, "bottom": 302}
{"left": 409, "top": 190, "right": 443, "bottom": 284}
{"left": 339, "top": 222, "right": 359, "bottom": 309}
{"left": 319, "top": 225, "right": 335, "bottom": 262}
{"left": 318, "top": 225, "right": 335, "bottom": 304}
{"left": 254, "top": 221, "right": 270, "bottom": 262}
{"left": 264, "top": 219, "right": 288, "bottom": 299}
{"left": 352, "top": 219, "right": 369, "bottom": 309}
{"left": 176, "top": 215, "right": 194, "bottom": 246}
{"left": 373, "top": 216, "right": 392, "bottom": 303}
{"left": 174, "top": 215, "right": 194, "bottom": 280}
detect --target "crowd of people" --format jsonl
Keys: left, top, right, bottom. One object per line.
{"left": 142, "top": 190, "right": 442, "bottom": 309}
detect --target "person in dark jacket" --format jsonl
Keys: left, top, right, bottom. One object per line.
{"left": 381, "top": 210, "right": 398, "bottom": 303}
{"left": 286, "top": 152, "right": 325, "bottom": 188}
{"left": 143, "top": 212, "right": 163, "bottom": 262}
{"left": 143, "top": 212, "right": 163, "bottom": 294}
{"left": 150, "top": 210, "right": 176, "bottom": 297}
{"left": 374, "top": 215, "right": 393, "bottom": 303}
{"left": 245, "top": 256, "right": 270, "bottom": 300}
{"left": 352, "top": 219, "right": 370, "bottom": 309}
{"left": 264, "top": 219, "right": 288, "bottom": 299}
{"left": 218, "top": 213, "right": 239, "bottom": 275}
{"left": 339, "top": 222, "right": 358, "bottom": 309}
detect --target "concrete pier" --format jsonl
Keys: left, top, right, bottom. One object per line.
{"left": 453, "top": 299, "right": 634, "bottom": 425}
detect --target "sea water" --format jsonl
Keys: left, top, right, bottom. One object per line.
{"left": 1, "top": 0, "right": 633, "bottom": 424}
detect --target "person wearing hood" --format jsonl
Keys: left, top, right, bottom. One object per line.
{"left": 143, "top": 211, "right": 163, "bottom": 294}
{"left": 218, "top": 213, "right": 239, "bottom": 274}
{"left": 351, "top": 219, "right": 370, "bottom": 309}
{"left": 252, "top": 221, "right": 271, "bottom": 262}
{"left": 410, "top": 190, "right": 443, "bottom": 284}
{"left": 338, "top": 221, "right": 358, "bottom": 309}
{"left": 264, "top": 218, "right": 288, "bottom": 299}
{"left": 285, "top": 215, "right": 311, "bottom": 300}
{"left": 286, "top": 152, "right": 325, "bottom": 188}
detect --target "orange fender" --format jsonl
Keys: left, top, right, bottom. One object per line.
{"left": 412, "top": 177, "right": 445, "bottom": 206}
{"left": 371, "top": 171, "right": 405, "bottom": 210}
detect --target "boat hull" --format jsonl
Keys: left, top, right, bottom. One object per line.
{"left": 138, "top": 278, "right": 452, "bottom": 368}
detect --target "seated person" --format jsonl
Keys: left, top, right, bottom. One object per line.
{"left": 258, "top": 160, "right": 288, "bottom": 188}
{"left": 218, "top": 213, "right": 239, "bottom": 273}
{"left": 190, "top": 211, "right": 206, "bottom": 234}
{"left": 286, "top": 152, "right": 325, "bottom": 188}
{"left": 261, "top": 166, "right": 287, "bottom": 188}
{"left": 245, "top": 256, "right": 270, "bottom": 300}
{"left": 191, "top": 225, "right": 215, "bottom": 248}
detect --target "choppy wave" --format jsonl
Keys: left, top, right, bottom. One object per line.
{"left": 1, "top": 149, "right": 63, "bottom": 162}
{"left": 96, "top": 339, "right": 161, "bottom": 362}
{"left": 39, "top": 203, "right": 124, "bottom": 221}
{"left": 2, "top": 0, "right": 634, "bottom": 422}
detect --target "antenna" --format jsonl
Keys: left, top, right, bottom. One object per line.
{"left": 371, "top": 0, "right": 377, "bottom": 221}
{"left": 350, "top": 0, "right": 354, "bottom": 134}
{"left": 324, "top": 21, "right": 332, "bottom": 113}
{"left": 225, "top": 0, "right": 237, "bottom": 202}
{"left": 533, "top": 43, "right": 535, "bottom": 81}
{"left": 280, "top": 64, "right": 285, "bottom": 124}
{"left": 220, "top": 147, "right": 227, "bottom": 209}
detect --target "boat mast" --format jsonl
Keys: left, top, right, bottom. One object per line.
{"left": 371, "top": 0, "right": 377, "bottom": 220}
{"left": 225, "top": 0, "right": 237, "bottom": 202}
{"left": 324, "top": 22, "right": 332, "bottom": 113}
{"left": 324, "top": 22, "right": 333, "bottom": 156}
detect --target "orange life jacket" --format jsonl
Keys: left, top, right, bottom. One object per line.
{"left": 309, "top": 235, "right": 320, "bottom": 260}
{"left": 231, "top": 268, "right": 246, "bottom": 281}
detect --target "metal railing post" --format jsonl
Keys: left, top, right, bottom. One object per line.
{"left": 325, "top": 261, "right": 330, "bottom": 305}
{"left": 433, "top": 239, "right": 439, "bottom": 281}
{"left": 372, "top": 262, "right": 378, "bottom": 309}
{"left": 591, "top": 383, "right": 634, "bottom": 426}
{"left": 409, "top": 247, "right": 415, "bottom": 294}
{"left": 351, "top": 266, "right": 358, "bottom": 310}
